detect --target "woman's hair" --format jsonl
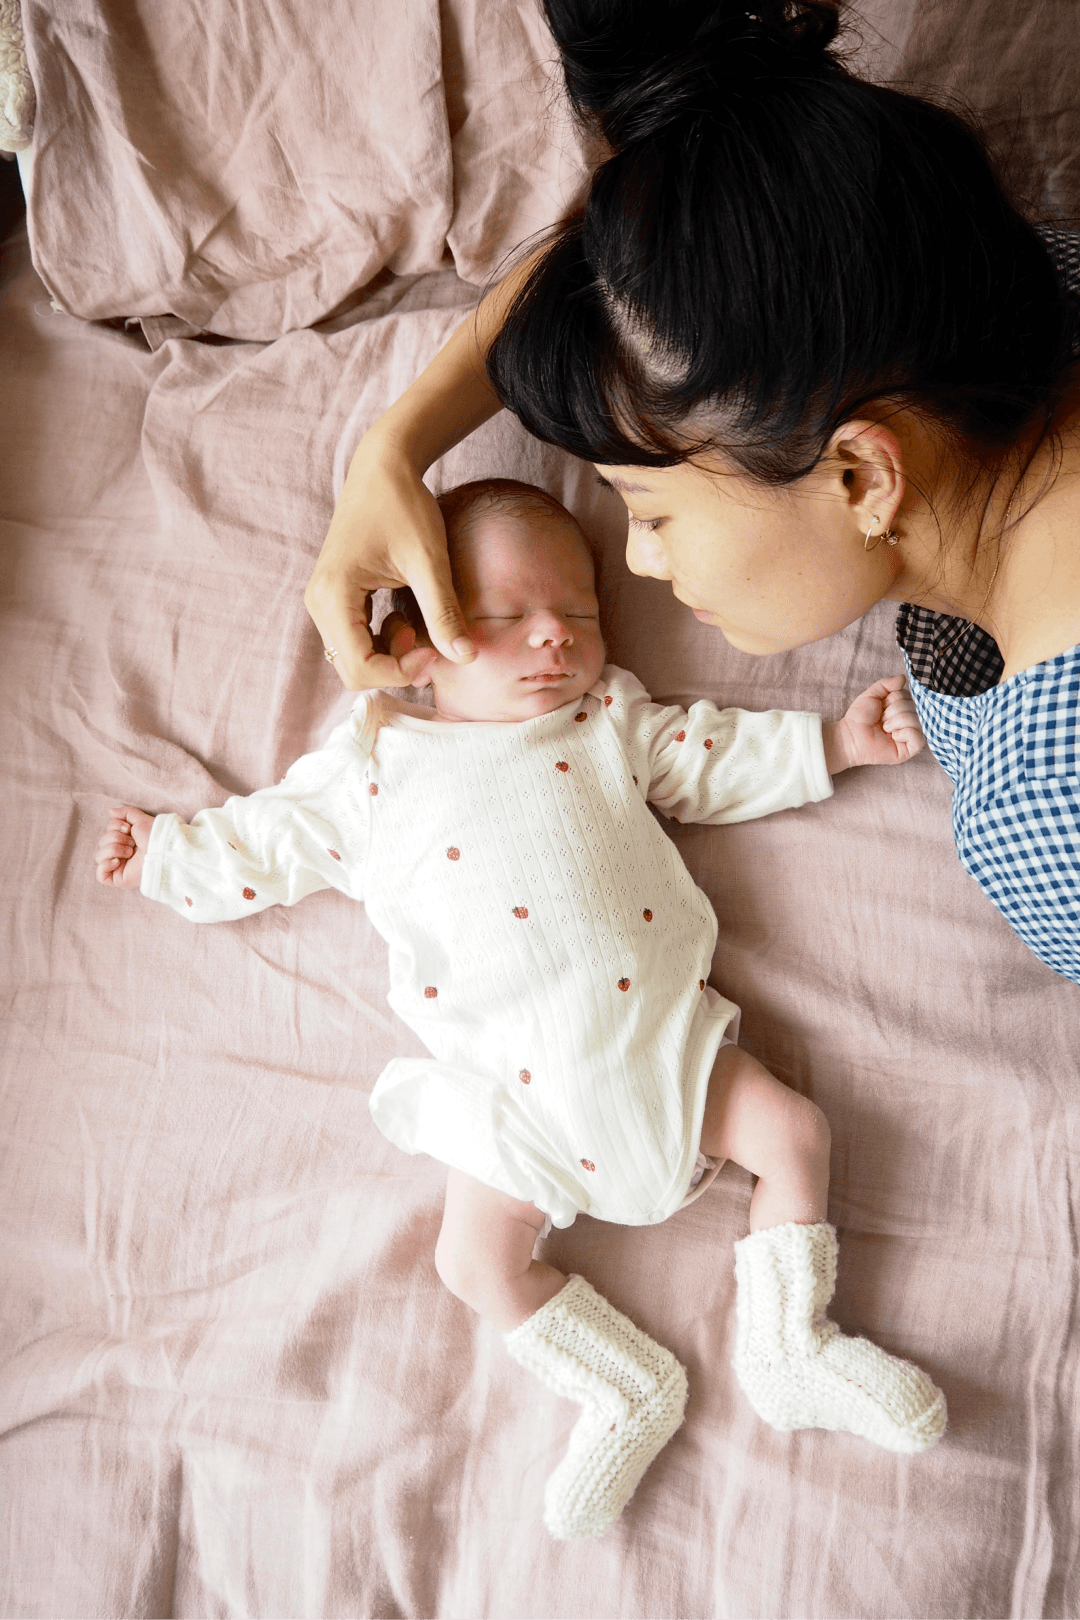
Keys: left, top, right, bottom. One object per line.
{"left": 486, "top": 0, "right": 1077, "bottom": 484}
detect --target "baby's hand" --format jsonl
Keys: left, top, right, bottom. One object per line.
{"left": 95, "top": 806, "right": 154, "bottom": 889}
{"left": 822, "top": 677, "right": 926, "bottom": 773}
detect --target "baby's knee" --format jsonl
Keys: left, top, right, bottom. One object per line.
{"left": 434, "top": 1229, "right": 478, "bottom": 1306}
{"left": 794, "top": 1096, "right": 831, "bottom": 1162}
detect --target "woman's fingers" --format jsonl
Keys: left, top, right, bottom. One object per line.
{"left": 304, "top": 571, "right": 380, "bottom": 691}
{"left": 306, "top": 436, "right": 476, "bottom": 689}
{"left": 405, "top": 545, "right": 475, "bottom": 666}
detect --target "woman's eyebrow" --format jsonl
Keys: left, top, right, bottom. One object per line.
{"left": 595, "top": 473, "right": 653, "bottom": 495}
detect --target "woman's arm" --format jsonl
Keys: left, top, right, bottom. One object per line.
{"left": 305, "top": 252, "right": 542, "bottom": 691}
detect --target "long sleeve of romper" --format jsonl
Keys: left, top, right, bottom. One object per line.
{"left": 139, "top": 703, "right": 378, "bottom": 922}
{"left": 605, "top": 666, "right": 833, "bottom": 824}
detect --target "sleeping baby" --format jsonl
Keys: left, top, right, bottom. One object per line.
{"left": 95, "top": 478, "right": 946, "bottom": 1541}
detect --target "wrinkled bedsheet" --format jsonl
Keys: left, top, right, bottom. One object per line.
{"left": 3, "top": 0, "right": 1080, "bottom": 1610}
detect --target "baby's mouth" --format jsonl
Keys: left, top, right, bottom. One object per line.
{"left": 521, "top": 668, "right": 572, "bottom": 684}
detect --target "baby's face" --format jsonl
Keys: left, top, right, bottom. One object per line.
{"left": 421, "top": 510, "right": 605, "bottom": 723}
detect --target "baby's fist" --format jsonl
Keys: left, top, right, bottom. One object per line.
{"left": 825, "top": 677, "right": 926, "bottom": 773}
{"left": 96, "top": 806, "right": 154, "bottom": 889}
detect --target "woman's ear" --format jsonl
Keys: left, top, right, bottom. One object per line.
{"left": 827, "top": 419, "right": 906, "bottom": 539}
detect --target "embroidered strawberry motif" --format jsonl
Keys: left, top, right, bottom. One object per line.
{"left": 446, "top": 847, "right": 460, "bottom": 861}
{"left": 555, "top": 761, "right": 569, "bottom": 773}
{"left": 512, "top": 906, "right": 529, "bottom": 919}
{"left": 618, "top": 977, "right": 630, "bottom": 991}
{"left": 580, "top": 1159, "right": 595, "bottom": 1172}
{"left": 704, "top": 738, "right": 713, "bottom": 750}
{"left": 574, "top": 711, "right": 587, "bottom": 722}
{"left": 185, "top": 897, "right": 192, "bottom": 907}
{"left": 519, "top": 1069, "right": 531, "bottom": 1084}
{"left": 643, "top": 909, "right": 653, "bottom": 921}
{"left": 673, "top": 729, "right": 686, "bottom": 742}
{"left": 603, "top": 695, "right": 613, "bottom": 706}
{"left": 328, "top": 848, "right": 341, "bottom": 860}
{"left": 632, "top": 774, "right": 638, "bottom": 785}
{"left": 242, "top": 888, "right": 255, "bottom": 900}
{"left": 369, "top": 783, "right": 378, "bottom": 797}
{"left": 424, "top": 986, "right": 438, "bottom": 999}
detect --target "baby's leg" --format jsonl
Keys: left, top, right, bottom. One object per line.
{"left": 698, "top": 1043, "right": 831, "bottom": 1230}
{"left": 436, "top": 1171, "right": 687, "bottom": 1540}
{"left": 435, "top": 1170, "right": 565, "bottom": 1332}
{"left": 700, "top": 1042, "right": 946, "bottom": 1453}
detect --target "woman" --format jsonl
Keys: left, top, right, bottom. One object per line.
{"left": 305, "top": 0, "right": 1080, "bottom": 982}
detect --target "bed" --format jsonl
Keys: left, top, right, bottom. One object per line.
{"left": 1, "top": 3, "right": 1078, "bottom": 1616}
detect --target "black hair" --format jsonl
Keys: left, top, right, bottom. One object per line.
{"left": 485, "top": 0, "right": 1077, "bottom": 484}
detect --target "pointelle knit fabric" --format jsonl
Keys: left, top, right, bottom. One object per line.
{"left": 502, "top": 1273, "right": 688, "bottom": 1540}
{"left": 141, "top": 664, "right": 833, "bottom": 1227}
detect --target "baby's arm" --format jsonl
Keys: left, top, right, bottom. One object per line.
{"left": 612, "top": 667, "right": 923, "bottom": 826}
{"left": 93, "top": 708, "right": 376, "bottom": 921}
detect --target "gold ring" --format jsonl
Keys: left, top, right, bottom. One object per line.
{"left": 323, "top": 646, "right": 338, "bottom": 664}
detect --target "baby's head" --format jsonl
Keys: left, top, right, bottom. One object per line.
{"left": 398, "top": 480, "right": 605, "bottom": 723}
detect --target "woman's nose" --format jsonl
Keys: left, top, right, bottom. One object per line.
{"left": 625, "top": 527, "right": 671, "bottom": 580}
{"left": 527, "top": 611, "right": 573, "bottom": 648}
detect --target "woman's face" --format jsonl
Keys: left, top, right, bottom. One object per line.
{"left": 596, "top": 453, "right": 899, "bottom": 655}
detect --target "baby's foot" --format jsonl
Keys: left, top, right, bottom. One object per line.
{"left": 505, "top": 1274, "right": 688, "bottom": 1538}
{"left": 95, "top": 806, "right": 154, "bottom": 889}
{"left": 733, "top": 1222, "right": 946, "bottom": 1454}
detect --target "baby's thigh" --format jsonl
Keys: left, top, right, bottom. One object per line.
{"left": 435, "top": 1169, "right": 547, "bottom": 1291}
{"left": 698, "top": 1044, "right": 830, "bottom": 1178}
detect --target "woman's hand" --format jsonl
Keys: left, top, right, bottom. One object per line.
{"left": 822, "top": 676, "right": 926, "bottom": 773}
{"left": 304, "top": 432, "right": 473, "bottom": 690}
{"left": 305, "top": 249, "right": 548, "bottom": 690}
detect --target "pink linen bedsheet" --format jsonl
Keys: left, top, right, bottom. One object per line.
{"left": 1, "top": 202, "right": 1079, "bottom": 1618}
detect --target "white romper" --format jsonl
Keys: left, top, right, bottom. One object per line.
{"left": 141, "top": 665, "right": 833, "bottom": 1228}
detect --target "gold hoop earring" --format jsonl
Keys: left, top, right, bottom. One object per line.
{"left": 864, "top": 520, "right": 900, "bottom": 552}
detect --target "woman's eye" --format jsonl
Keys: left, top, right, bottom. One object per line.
{"left": 628, "top": 515, "right": 662, "bottom": 532}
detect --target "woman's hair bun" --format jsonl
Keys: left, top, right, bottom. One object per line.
{"left": 544, "top": 0, "right": 841, "bottom": 147}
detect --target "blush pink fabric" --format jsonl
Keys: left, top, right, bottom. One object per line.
{"left": 18, "top": 0, "right": 592, "bottom": 340}
{"left": 2, "top": 220, "right": 1078, "bottom": 1617}
{"left": 2, "top": 2, "right": 1080, "bottom": 1614}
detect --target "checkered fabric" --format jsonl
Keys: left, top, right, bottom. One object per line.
{"left": 895, "top": 228, "right": 1080, "bottom": 983}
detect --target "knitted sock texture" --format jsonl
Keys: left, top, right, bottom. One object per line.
{"left": 732, "top": 1221, "right": 946, "bottom": 1453}
{"left": 504, "top": 1273, "right": 688, "bottom": 1539}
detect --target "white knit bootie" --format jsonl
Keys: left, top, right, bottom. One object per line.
{"left": 732, "top": 1222, "right": 946, "bottom": 1453}
{"left": 504, "top": 1273, "right": 688, "bottom": 1539}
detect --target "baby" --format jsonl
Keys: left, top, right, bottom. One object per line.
{"left": 96, "top": 479, "right": 946, "bottom": 1541}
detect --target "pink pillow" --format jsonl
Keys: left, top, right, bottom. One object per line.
{"left": 442, "top": 0, "right": 599, "bottom": 285}
{"left": 22, "top": 0, "right": 455, "bottom": 340}
{"left": 20, "top": 0, "right": 597, "bottom": 340}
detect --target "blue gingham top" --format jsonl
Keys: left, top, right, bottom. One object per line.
{"left": 896, "top": 228, "right": 1080, "bottom": 984}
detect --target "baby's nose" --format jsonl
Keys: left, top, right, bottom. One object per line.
{"left": 527, "top": 610, "right": 573, "bottom": 648}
